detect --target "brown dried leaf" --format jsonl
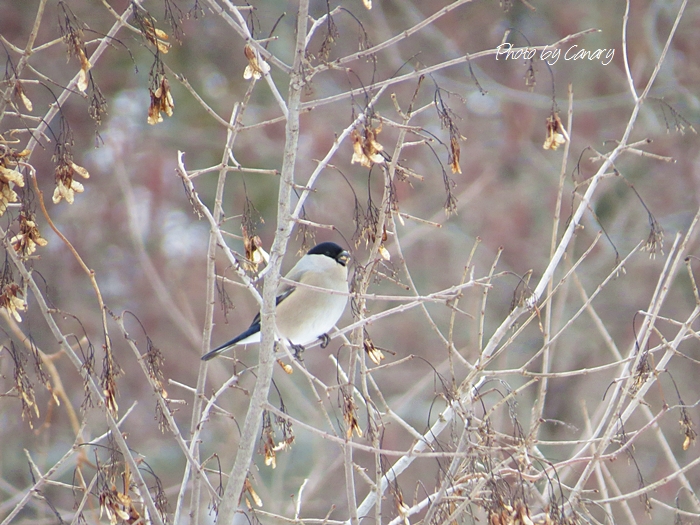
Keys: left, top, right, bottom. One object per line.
{"left": 277, "top": 359, "right": 293, "bottom": 374}
{"left": 0, "top": 283, "right": 26, "bottom": 322}
{"left": 450, "top": 135, "right": 462, "bottom": 174}
{"left": 351, "top": 122, "right": 385, "bottom": 167}
{"left": 11, "top": 212, "right": 48, "bottom": 257}
{"left": 148, "top": 77, "right": 175, "bottom": 125}
{"left": 76, "top": 48, "right": 92, "bottom": 92}
{"left": 343, "top": 392, "right": 363, "bottom": 438}
{"left": 244, "top": 478, "right": 263, "bottom": 507}
{"left": 543, "top": 112, "right": 567, "bottom": 151}
{"left": 14, "top": 83, "right": 33, "bottom": 112}
{"left": 363, "top": 335, "right": 385, "bottom": 365}
{"left": 243, "top": 44, "right": 270, "bottom": 80}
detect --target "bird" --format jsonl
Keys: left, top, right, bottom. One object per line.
{"left": 202, "top": 242, "right": 351, "bottom": 361}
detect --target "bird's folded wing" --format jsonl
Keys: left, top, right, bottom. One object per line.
{"left": 246, "top": 285, "right": 296, "bottom": 328}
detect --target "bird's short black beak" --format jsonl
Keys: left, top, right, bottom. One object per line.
{"left": 338, "top": 250, "right": 351, "bottom": 267}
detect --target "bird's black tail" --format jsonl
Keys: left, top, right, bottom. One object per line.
{"left": 201, "top": 323, "right": 260, "bottom": 361}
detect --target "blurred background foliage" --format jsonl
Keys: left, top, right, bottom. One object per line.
{"left": 1, "top": 0, "right": 700, "bottom": 523}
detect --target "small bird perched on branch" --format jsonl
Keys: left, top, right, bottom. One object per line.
{"left": 202, "top": 242, "right": 350, "bottom": 361}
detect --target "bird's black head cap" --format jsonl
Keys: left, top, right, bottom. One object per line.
{"left": 308, "top": 242, "right": 350, "bottom": 265}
